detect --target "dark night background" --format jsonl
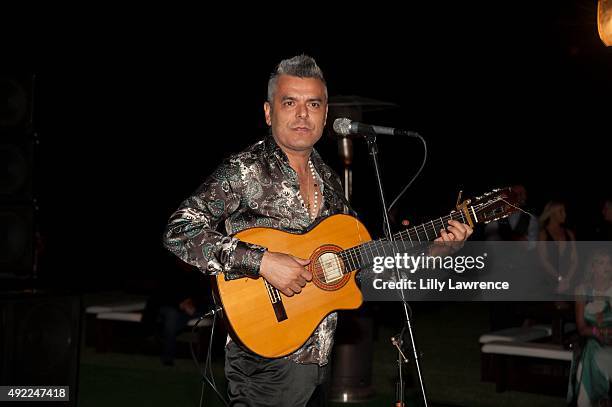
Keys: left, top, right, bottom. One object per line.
{"left": 1, "top": 3, "right": 612, "bottom": 406}
{"left": 4, "top": 3, "right": 611, "bottom": 290}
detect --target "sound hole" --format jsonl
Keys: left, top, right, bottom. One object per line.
{"left": 311, "top": 246, "right": 350, "bottom": 291}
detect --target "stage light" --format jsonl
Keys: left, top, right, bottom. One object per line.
{"left": 598, "top": 0, "right": 612, "bottom": 46}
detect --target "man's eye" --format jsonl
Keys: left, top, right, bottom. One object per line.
{"left": 283, "top": 101, "right": 295, "bottom": 107}
{"left": 310, "top": 102, "right": 320, "bottom": 108}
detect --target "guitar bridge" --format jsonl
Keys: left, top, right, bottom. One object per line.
{"left": 264, "top": 280, "right": 288, "bottom": 322}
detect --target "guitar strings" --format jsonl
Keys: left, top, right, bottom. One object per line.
{"left": 270, "top": 200, "right": 503, "bottom": 292}
{"left": 312, "top": 201, "right": 495, "bottom": 273}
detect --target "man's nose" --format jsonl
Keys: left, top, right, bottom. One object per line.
{"left": 296, "top": 103, "right": 309, "bottom": 118}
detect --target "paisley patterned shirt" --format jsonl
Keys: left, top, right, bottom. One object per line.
{"left": 163, "top": 135, "right": 353, "bottom": 365}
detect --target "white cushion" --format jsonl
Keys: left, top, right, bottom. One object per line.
{"left": 481, "top": 341, "right": 572, "bottom": 361}
{"left": 187, "top": 317, "right": 212, "bottom": 327}
{"left": 479, "top": 326, "right": 551, "bottom": 344}
{"left": 96, "top": 312, "right": 143, "bottom": 322}
{"left": 86, "top": 301, "right": 146, "bottom": 314}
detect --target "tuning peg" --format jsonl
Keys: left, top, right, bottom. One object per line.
{"left": 455, "top": 190, "right": 463, "bottom": 209}
{"left": 455, "top": 190, "right": 471, "bottom": 209}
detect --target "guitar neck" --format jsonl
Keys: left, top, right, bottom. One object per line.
{"left": 338, "top": 204, "right": 485, "bottom": 273}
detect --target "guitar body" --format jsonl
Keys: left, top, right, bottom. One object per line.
{"left": 214, "top": 214, "right": 372, "bottom": 358}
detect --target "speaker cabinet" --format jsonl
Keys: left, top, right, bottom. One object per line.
{"left": 0, "top": 75, "right": 37, "bottom": 278}
{"left": 0, "top": 291, "right": 81, "bottom": 406}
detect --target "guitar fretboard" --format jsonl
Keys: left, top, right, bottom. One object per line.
{"left": 337, "top": 204, "right": 484, "bottom": 273}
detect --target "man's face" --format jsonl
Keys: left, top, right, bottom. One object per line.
{"left": 603, "top": 201, "right": 612, "bottom": 223}
{"left": 513, "top": 185, "right": 527, "bottom": 207}
{"left": 264, "top": 75, "right": 328, "bottom": 154}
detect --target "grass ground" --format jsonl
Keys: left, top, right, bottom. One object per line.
{"left": 78, "top": 302, "right": 566, "bottom": 406}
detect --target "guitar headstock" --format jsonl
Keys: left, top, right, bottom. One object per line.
{"left": 469, "top": 187, "right": 522, "bottom": 225}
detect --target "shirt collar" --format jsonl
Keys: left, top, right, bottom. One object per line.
{"left": 263, "top": 134, "right": 326, "bottom": 175}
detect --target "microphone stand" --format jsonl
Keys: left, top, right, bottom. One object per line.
{"left": 392, "top": 329, "right": 408, "bottom": 407}
{"left": 364, "top": 133, "right": 429, "bottom": 407}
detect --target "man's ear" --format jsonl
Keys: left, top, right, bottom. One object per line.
{"left": 264, "top": 101, "right": 272, "bottom": 126}
{"left": 324, "top": 104, "right": 328, "bottom": 126}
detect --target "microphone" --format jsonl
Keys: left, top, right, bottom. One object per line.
{"left": 333, "top": 117, "right": 418, "bottom": 137}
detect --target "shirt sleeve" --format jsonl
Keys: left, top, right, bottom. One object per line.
{"left": 162, "top": 160, "right": 266, "bottom": 278}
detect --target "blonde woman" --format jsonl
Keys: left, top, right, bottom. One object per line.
{"left": 537, "top": 201, "right": 578, "bottom": 293}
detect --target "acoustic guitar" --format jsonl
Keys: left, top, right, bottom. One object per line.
{"left": 214, "top": 188, "right": 519, "bottom": 358}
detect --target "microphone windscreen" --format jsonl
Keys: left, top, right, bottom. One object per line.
{"left": 333, "top": 118, "right": 352, "bottom": 135}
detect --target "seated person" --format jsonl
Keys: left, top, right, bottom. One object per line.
{"left": 568, "top": 248, "right": 612, "bottom": 406}
{"left": 143, "top": 258, "right": 209, "bottom": 365}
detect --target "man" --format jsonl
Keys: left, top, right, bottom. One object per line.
{"left": 592, "top": 198, "right": 612, "bottom": 241}
{"left": 484, "top": 184, "right": 538, "bottom": 249}
{"left": 163, "top": 55, "right": 472, "bottom": 406}
{"left": 141, "top": 258, "right": 208, "bottom": 366}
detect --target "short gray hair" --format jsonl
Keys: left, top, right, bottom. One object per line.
{"left": 267, "top": 55, "right": 327, "bottom": 103}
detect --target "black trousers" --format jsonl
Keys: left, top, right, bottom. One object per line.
{"left": 224, "top": 341, "right": 329, "bottom": 407}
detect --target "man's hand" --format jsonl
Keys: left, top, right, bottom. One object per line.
{"left": 259, "top": 251, "right": 312, "bottom": 297}
{"left": 436, "top": 220, "right": 473, "bottom": 243}
{"left": 430, "top": 220, "right": 474, "bottom": 256}
{"left": 179, "top": 298, "right": 196, "bottom": 316}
